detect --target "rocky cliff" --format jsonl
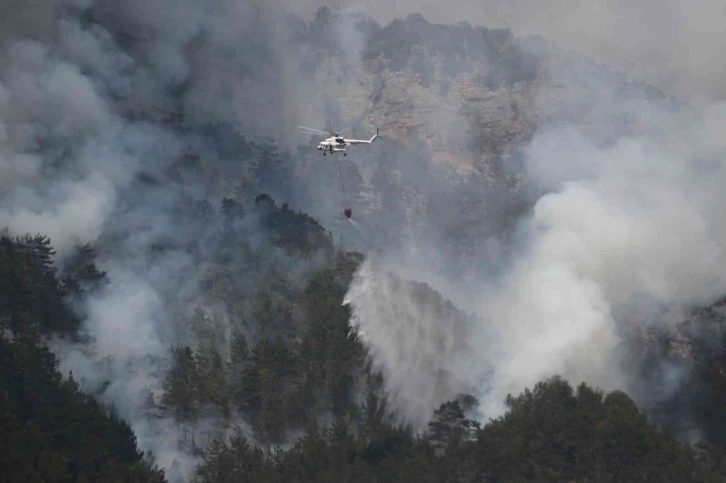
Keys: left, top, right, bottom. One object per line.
{"left": 302, "top": 12, "right": 675, "bottom": 183}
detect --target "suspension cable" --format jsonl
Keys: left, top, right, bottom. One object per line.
{"left": 335, "top": 153, "right": 347, "bottom": 202}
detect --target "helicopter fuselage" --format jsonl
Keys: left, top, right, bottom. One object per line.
{"left": 301, "top": 127, "right": 378, "bottom": 156}
{"left": 318, "top": 137, "right": 348, "bottom": 155}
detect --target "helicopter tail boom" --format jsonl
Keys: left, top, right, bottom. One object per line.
{"left": 346, "top": 128, "right": 379, "bottom": 144}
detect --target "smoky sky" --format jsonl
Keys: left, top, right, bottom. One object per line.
{"left": 334, "top": 0, "right": 726, "bottom": 431}
{"left": 284, "top": 0, "right": 726, "bottom": 105}
{"left": 4, "top": 0, "right": 726, "bottom": 477}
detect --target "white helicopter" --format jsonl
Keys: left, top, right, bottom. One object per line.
{"left": 299, "top": 125, "right": 379, "bottom": 156}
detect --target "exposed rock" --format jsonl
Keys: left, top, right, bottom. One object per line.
{"left": 301, "top": 21, "right": 677, "bottom": 186}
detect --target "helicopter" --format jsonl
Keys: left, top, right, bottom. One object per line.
{"left": 299, "top": 125, "right": 379, "bottom": 156}
{"left": 298, "top": 124, "right": 380, "bottom": 219}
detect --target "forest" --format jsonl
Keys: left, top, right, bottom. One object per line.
{"left": 3, "top": 2, "right": 726, "bottom": 483}
{"left": 2, "top": 196, "right": 726, "bottom": 482}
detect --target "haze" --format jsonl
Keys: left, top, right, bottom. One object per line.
{"left": 283, "top": 0, "right": 726, "bottom": 105}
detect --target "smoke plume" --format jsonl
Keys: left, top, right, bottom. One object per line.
{"left": 0, "top": 1, "right": 361, "bottom": 480}
{"left": 345, "top": 65, "right": 726, "bottom": 426}
{"left": 4, "top": 0, "right": 726, "bottom": 479}
{"left": 288, "top": 0, "right": 726, "bottom": 106}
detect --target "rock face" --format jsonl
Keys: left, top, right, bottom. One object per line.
{"left": 303, "top": 14, "right": 673, "bottom": 181}
{"left": 299, "top": 13, "right": 726, "bottom": 440}
{"left": 310, "top": 51, "right": 536, "bottom": 179}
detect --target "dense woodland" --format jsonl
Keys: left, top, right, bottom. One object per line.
{"left": 2, "top": 4, "right": 726, "bottom": 483}
{"left": 0, "top": 235, "right": 165, "bottom": 482}
{"left": 3, "top": 196, "right": 726, "bottom": 482}
{"left": 192, "top": 378, "right": 726, "bottom": 483}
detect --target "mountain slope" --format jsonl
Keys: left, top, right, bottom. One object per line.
{"left": 2, "top": 3, "right": 726, "bottom": 482}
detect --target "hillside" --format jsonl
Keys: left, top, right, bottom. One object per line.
{"left": 2, "top": 2, "right": 726, "bottom": 483}
{"left": 288, "top": 11, "right": 675, "bottom": 175}
{"left": 0, "top": 235, "right": 165, "bottom": 482}
{"left": 4, "top": 207, "right": 726, "bottom": 483}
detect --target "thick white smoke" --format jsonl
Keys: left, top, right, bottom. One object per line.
{"left": 0, "top": 39, "right": 122, "bottom": 257}
{"left": 0, "top": 3, "right": 385, "bottom": 481}
{"left": 284, "top": 0, "right": 726, "bottom": 106}
{"left": 345, "top": 90, "right": 726, "bottom": 425}
{"left": 345, "top": 257, "right": 488, "bottom": 428}
{"left": 5, "top": 1, "right": 726, "bottom": 479}
{"left": 1, "top": 5, "right": 250, "bottom": 481}
{"left": 482, "top": 104, "right": 726, "bottom": 412}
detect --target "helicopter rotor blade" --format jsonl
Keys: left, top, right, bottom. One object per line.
{"left": 298, "top": 125, "right": 330, "bottom": 135}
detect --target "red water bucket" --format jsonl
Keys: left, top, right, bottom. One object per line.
{"left": 344, "top": 208, "right": 352, "bottom": 218}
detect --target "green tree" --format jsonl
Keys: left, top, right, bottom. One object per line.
{"left": 0, "top": 234, "right": 80, "bottom": 335}
{"left": 162, "top": 345, "right": 200, "bottom": 422}
{"left": 237, "top": 338, "right": 297, "bottom": 443}
{"left": 0, "top": 331, "right": 166, "bottom": 482}
{"left": 427, "top": 400, "right": 476, "bottom": 451}
{"left": 193, "top": 428, "right": 278, "bottom": 483}
{"left": 62, "top": 242, "right": 109, "bottom": 296}
{"left": 231, "top": 329, "right": 250, "bottom": 364}
{"left": 195, "top": 341, "right": 230, "bottom": 418}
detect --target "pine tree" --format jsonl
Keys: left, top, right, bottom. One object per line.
{"left": 221, "top": 197, "right": 245, "bottom": 219}
{"left": 195, "top": 341, "right": 230, "bottom": 418}
{"left": 0, "top": 333, "right": 167, "bottom": 482}
{"left": 231, "top": 330, "right": 250, "bottom": 364}
{"left": 161, "top": 345, "right": 200, "bottom": 421}
{"left": 62, "top": 243, "right": 109, "bottom": 296}
{"left": 427, "top": 401, "right": 473, "bottom": 451}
